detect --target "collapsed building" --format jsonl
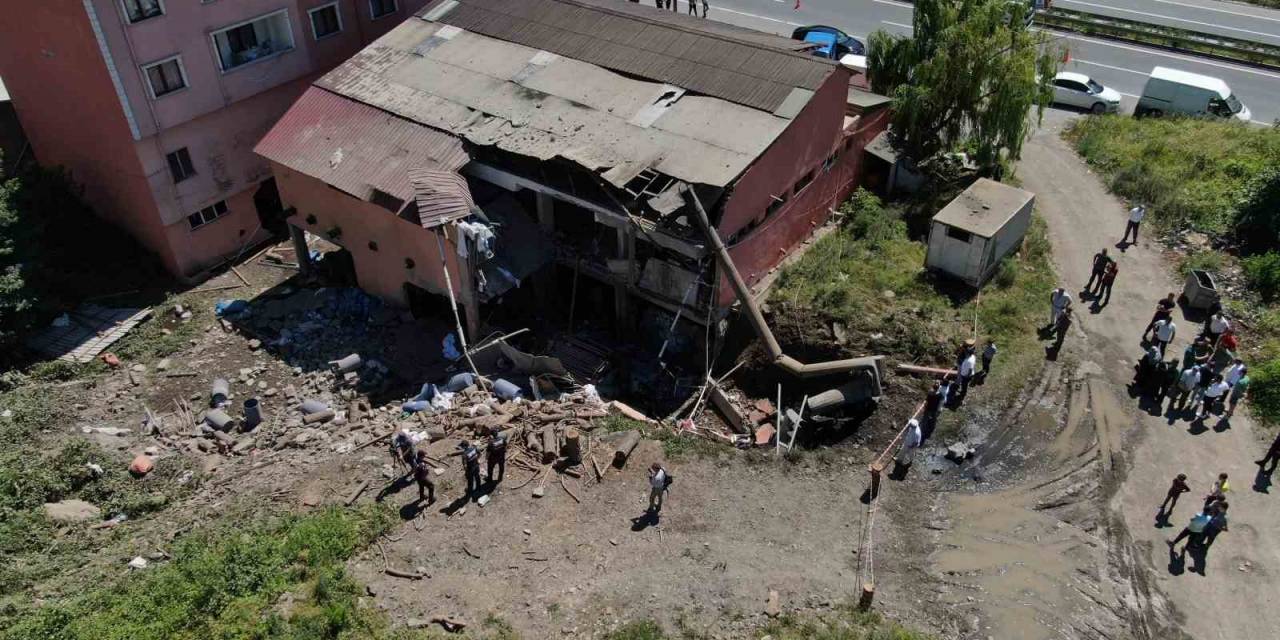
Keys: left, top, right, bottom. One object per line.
{"left": 255, "top": 0, "right": 891, "bottom": 404}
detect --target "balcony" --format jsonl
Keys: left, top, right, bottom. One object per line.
{"left": 211, "top": 10, "right": 295, "bottom": 72}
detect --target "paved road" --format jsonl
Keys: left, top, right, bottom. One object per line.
{"left": 1056, "top": 0, "right": 1280, "bottom": 47}
{"left": 688, "top": 0, "right": 1280, "bottom": 123}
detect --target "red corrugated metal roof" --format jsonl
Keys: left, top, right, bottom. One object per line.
{"left": 409, "top": 168, "right": 475, "bottom": 229}
{"left": 255, "top": 87, "right": 469, "bottom": 202}
{"left": 427, "top": 0, "right": 834, "bottom": 114}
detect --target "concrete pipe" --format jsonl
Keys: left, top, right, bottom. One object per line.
{"left": 210, "top": 378, "right": 230, "bottom": 408}
{"left": 331, "top": 353, "right": 362, "bottom": 375}
{"left": 205, "top": 409, "right": 238, "bottom": 432}
{"left": 242, "top": 398, "right": 262, "bottom": 431}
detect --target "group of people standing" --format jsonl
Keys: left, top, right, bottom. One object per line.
{"left": 389, "top": 425, "right": 509, "bottom": 506}
{"left": 1132, "top": 296, "right": 1249, "bottom": 423}
{"left": 895, "top": 339, "right": 998, "bottom": 469}
{"left": 644, "top": 0, "right": 709, "bottom": 17}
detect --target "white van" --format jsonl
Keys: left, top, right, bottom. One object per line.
{"left": 1135, "top": 67, "right": 1252, "bottom": 122}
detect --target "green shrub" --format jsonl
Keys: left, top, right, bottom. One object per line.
{"left": 993, "top": 257, "right": 1018, "bottom": 289}
{"left": 1235, "top": 161, "right": 1280, "bottom": 251}
{"left": 1244, "top": 252, "right": 1280, "bottom": 303}
{"left": 1253, "top": 358, "right": 1280, "bottom": 425}
{"left": 606, "top": 620, "right": 667, "bottom": 640}
{"left": 842, "top": 189, "right": 907, "bottom": 247}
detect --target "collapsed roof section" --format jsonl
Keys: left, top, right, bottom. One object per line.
{"left": 313, "top": 2, "right": 831, "bottom": 192}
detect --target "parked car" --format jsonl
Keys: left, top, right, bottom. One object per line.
{"left": 791, "top": 25, "right": 865, "bottom": 59}
{"left": 1135, "top": 66, "right": 1251, "bottom": 122}
{"left": 1051, "top": 71, "right": 1122, "bottom": 114}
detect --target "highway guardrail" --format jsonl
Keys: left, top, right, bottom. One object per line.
{"left": 1037, "top": 8, "right": 1280, "bottom": 71}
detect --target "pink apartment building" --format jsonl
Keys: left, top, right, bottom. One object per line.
{"left": 0, "top": 0, "right": 426, "bottom": 279}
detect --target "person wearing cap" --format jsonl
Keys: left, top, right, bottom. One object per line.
{"left": 1122, "top": 202, "right": 1145, "bottom": 245}
{"left": 458, "top": 441, "right": 482, "bottom": 500}
{"left": 648, "top": 462, "right": 670, "bottom": 512}
{"left": 486, "top": 426, "right": 508, "bottom": 484}
{"left": 412, "top": 450, "right": 436, "bottom": 504}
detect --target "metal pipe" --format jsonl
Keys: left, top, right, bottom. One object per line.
{"left": 682, "top": 186, "right": 883, "bottom": 383}
{"left": 242, "top": 398, "right": 262, "bottom": 430}
{"left": 205, "top": 409, "right": 237, "bottom": 432}
{"left": 210, "top": 378, "right": 230, "bottom": 408}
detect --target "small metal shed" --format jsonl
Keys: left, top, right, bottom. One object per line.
{"left": 925, "top": 178, "right": 1035, "bottom": 287}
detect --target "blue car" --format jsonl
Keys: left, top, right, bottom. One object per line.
{"left": 791, "top": 25, "right": 866, "bottom": 60}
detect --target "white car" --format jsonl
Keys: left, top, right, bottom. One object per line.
{"left": 1051, "top": 72, "right": 1122, "bottom": 114}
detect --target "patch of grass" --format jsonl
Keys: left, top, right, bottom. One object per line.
{"left": 773, "top": 189, "right": 1055, "bottom": 395}
{"left": 111, "top": 294, "right": 204, "bottom": 363}
{"left": 1066, "top": 115, "right": 1280, "bottom": 235}
{"left": 1252, "top": 358, "right": 1280, "bottom": 425}
{"left": 606, "top": 620, "right": 667, "bottom": 640}
{"left": 597, "top": 415, "right": 649, "bottom": 434}
{"left": 1178, "top": 250, "right": 1226, "bottom": 278}
{"left": 0, "top": 506, "right": 395, "bottom": 639}
{"left": 759, "top": 604, "right": 933, "bottom": 639}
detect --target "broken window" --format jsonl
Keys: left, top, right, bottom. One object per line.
{"left": 187, "top": 200, "right": 229, "bottom": 230}
{"left": 767, "top": 192, "right": 788, "bottom": 217}
{"left": 123, "top": 0, "right": 163, "bottom": 23}
{"left": 166, "top": 148, "right": 195, "bottom": 183}
{"left": 142, "top": 56, "right": 187, "bottom": 98}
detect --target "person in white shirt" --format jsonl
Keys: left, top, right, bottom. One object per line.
{"left": 1122, "top": 203, "right": 1145, "bottom": 244}
{"left": 1205, "top": 312, "right": 1231, "bottom": 344}
{"left": 1152, "top": 318, "right": 1176, "bottom": 357}
{"left": 956, "top": 352, "right": 977, "bottom": 403}
{"left": 896, "top": 418, "right": 923, "bottom": 467}
{"left": 1224, "top": 360, "right": 1247, "bottom": 387}
{"left": 1169, "top": 366, "right": 1200, "bottom": 412}
{"left": 1200, "top": 378, "right": 1232, "bottom": 419}
{"left": 1049, "top": 288, "right": 1072, "bottom": 327}
{"left": 648, "top": 463, "right": 669, "bottom": 512}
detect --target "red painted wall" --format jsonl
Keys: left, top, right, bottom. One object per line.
{"left": 272, "top": 162, "right": 468, "bottom": 306}
{"left": 715, "top": 71, "right": 890, "bottom": 307}
{"left": 0, "top": 3, "right": 179, "bottom": 272}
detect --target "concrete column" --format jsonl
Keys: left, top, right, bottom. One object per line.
{"left": 288, "top": 224, "right": 312, "bottom": 275}
{"left": 535, "top": 193, "right": 555, "bottom": 304}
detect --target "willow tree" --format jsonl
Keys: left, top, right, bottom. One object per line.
{"left": 867, "top": 0, "right": 1060, "bottom": 177}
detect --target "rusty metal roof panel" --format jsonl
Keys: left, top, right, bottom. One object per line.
{"left": 427, "top": 0, "right": 835, "bottom": 112}
{"left": 255, "top": 87, "right": 469, "bottom": 202}
{"left": 409, "top": 168, "right": 476, "bottom": 228}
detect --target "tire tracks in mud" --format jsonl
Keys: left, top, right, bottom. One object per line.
{"left": 914, "top": 356, "right": 1184, "bottom": 640}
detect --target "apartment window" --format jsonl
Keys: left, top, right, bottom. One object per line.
{"left": 309, "top": 3, "right": 342, "bottom": 39}
{"left": 369, "top": 0, "right": 397, "bottom": 19}
{"left": 123, "top": 0, "right": 164, "bottom": 23}
{"left": 211, "top": 10, "right": 295, "bottom": 71}
{"left": 188, "top": 200, "right": 229, "bottom": 230}
{"left": 166, "top": 148, "right": 195, "bottom": 183}
{"left": 142, "top": 56, "right": 187, "bottom": 98}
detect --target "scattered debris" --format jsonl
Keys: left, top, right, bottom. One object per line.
{"left": 946, "top": 443, "right": 975, "bottom": 462}
{"left": 128, "top": 454, "right": 154, "bottom": 477}
{"left": 27, "top": 305, "right": 152, "bottom": 363}
{"left": 127, "top": 556, "right": 149, "bottom": 570}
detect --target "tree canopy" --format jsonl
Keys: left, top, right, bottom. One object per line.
{"left": 867, "top": 0, "right": 1060, "bottom": 177}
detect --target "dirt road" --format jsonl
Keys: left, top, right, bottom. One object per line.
{"left": 1016, "top": 112, "right": 1280, "bottom": 640}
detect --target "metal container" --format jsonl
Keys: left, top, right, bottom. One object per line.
{"left": 242, "top": 398, "right": 262, "bottom": 430}
{"left": 210, "top": 378, "right": 230, "bottom": 408}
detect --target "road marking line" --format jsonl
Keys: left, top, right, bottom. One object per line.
{"left": 871, "top": 0, "right": 914, "bottom": 8}
{"left": 1046, "top": 30, "right": 1280, "bottom": 79}
{"left": 712, "top": 5, "right": 802, "bottom": 27}
{"left": 1144, "top": 0, "right": 1280, "bottom": 24}
{"left": 882, "top": 20, "right": 913, "bottom": 29}
{"left": 1058, "top": 0, "right": 1280, "bottom": 41}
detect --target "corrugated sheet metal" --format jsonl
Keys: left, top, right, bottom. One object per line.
{"left": 409, "top": 168, "right": 475, "bottom": 229}
{"left": 255, "top": 87, "right": 469, "bottom": 202}
{"left": 429, "top": 0, "right": 834, "bottom": 113}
